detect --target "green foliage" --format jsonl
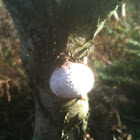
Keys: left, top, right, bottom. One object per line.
{"left": 95, "top": 58, "right": 140, "bottom": 87}
{"left": 90, "top": 2, "right": 140, "bottom": 139}
{"left": 92, "top": 5, "right": 140, "bottom": 88}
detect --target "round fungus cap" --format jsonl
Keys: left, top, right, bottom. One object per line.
{"left": 50, "top": 62, "right": 94, "bottom": 98}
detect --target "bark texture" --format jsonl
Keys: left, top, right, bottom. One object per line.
{"left": 2, "top": 0, "right": 122, "bottom": 139}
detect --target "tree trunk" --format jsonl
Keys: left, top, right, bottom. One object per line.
{"left": 2, "top": 0, "right": 122, "bottom": 139}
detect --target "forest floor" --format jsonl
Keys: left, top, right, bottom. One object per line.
{"left": 0, "top": 2, "right": 140, "bottom": 140}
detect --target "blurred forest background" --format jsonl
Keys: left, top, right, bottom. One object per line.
{"left": 0, "top": 0, "right": 139, "bottom": 140}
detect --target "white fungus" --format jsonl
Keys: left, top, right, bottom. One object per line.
{"left": 50, "top": 62, "right": 94, "bottom": 98}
